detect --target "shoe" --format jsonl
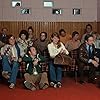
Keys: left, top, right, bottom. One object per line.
{"left": 50, "top": 82, "right": 55, "bottom": 87}
{"left": 79, "top": 80, "right": 85, "bottom": 84}
{"left": 9, "top": 83, "right": 15, "bottom": 89}
{"left": 2, "top": 71, "right": 10, "bottom": 79}
{"left": 53, "top": 84, "right": 57, "bottom": 88}
{"left": 24, "top": 81, "right": 36, "bottom": 91}
{"left": 57, "top": 82, "right": 62, "bottom": 88}
{"left": 50, "top": 82, "right": 57, "bottom": 88}
{"left": 31, "top": 87, "right": 37, "bottom": 91}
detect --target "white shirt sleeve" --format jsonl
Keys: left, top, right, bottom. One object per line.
{"left": 48, "top": 43, "right": 59, "bottom": 58}
{"left": 48, "top": 42, "right": 69, "bottom": 58}
{"left": 60, "top": 42, "right": 69, "bottom": 55}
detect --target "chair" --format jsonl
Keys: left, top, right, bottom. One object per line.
{"left": 18, "top": 62, "right": 26, "bottom": 78}
{"left": 70, "top": 48, "right": 79, "bottom": 83}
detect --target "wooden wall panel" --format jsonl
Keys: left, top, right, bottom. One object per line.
{"left": 97, "top": 22, "right": 100, "bottom": 34}
{"left": 0, "top": 21, "right": 97, "bottom": 40}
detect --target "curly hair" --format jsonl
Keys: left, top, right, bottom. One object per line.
{"left": 40, "top": 32, "right": 47, "bottom": 38}
{"left": 19, "top": 30, "right": 29, "bottom": 40}
{"left": 59, "top": 29, "right": 66, "bottom": 35}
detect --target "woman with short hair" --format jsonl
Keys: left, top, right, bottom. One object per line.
{"left": 48, "top": 32, "right": 69, "bottom": 88}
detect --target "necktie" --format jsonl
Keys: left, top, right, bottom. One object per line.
{"left": 88, "top": 45, "right": 92, "bottom": 58}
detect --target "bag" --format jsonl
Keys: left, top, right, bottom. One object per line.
{"left": 54, "top": 54, "right": 72, "bottom": 66}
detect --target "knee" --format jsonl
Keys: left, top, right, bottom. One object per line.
{"left": 42, "top": 72, "right": 47, "bottom": 77}
{"left": 24, "top": 73, "right": 29, "bottom": 78}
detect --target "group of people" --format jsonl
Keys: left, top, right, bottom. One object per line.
{"left": 0, "top": 24, "right": 100, "bottom": 91}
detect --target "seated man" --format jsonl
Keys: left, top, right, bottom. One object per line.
{"left": 0, "top": 27, "right": 8, "bottom": 48}
{"left": 1, "top": 35, "right": 21, "bottom": 89}
{"left": 78, "top": 34, "right": 99, "bottom": 84}
{"left": 23, "top": 46, "right": 49, "bottom": 91}
{"left": 92, "top": 32, "right": 100, "bottom": 59}
{"left": 34, "top": 32, "right": 50, "bottom": 62}
{"left": 81, "top": 24, "right": 93, "bottom": 44}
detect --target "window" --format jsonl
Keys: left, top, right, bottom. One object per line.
{"left": 43, "top": 1, "right": 53, "bottom": 7}
{"left": 12, "top": 0, "right": 21, "bottom": 7}
{"left": 52, "top": 9, "right": 62, "bottom": 15}
{"left": 73, "top": 8, "right": 81, "bottom": 15}
{"left": 21, "top": 8, "right": 31, "bottom": 14}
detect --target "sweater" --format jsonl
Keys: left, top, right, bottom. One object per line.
{"left": 23, "top": 54, "right": 45, "bottom": 75}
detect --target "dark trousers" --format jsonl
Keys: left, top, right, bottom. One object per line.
{"left": 79, "top": 63, "right": 96, "bottom": 81}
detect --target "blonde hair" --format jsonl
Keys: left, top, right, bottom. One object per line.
{"left": 51, "top": 32, "right": 61, "bottom": 48}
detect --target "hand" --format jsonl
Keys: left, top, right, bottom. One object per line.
{"left": 62, "top": 50, "right": 66, "bottom": 54}
{"left": 33, "top": 58, "right": 39, "bottom": 66}
{"left": 18, "top": 58, "right": 22, "bottom": 62}
{"left": 11, "top": 56, "right": 16, "bottom": 61}
{"left": 91, "top": 60, "right": 99, "bottom": 67}
{"left": 94, "top": 56, "right": 99, "bottom": 63}
{"left": 60, "top": 49, "right": 66, "bottom": 54}
{"left": 60, "top": 49, "right": 63, "bottom": 54}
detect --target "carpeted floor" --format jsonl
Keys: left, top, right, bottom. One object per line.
{"left": 0, "top": 77, "right": 100, "bottom": 100}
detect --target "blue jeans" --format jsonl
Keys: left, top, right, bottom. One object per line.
{"left": 2, "top": 55, "right": 19, "bottom": 84}
{"left": 49, "top": 60, "right": 62, "bottom": 83}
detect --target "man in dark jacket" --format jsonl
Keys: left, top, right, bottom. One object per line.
{"left": 78, "top": 34, "right": 99, "bottom": 84}
{"left": 23, "top": 46, "right": 49, "bottom": 91}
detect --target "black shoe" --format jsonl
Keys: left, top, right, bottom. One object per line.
{"left": 79, "top": 80, "right": 85, "bottom": 84}
{"left": 50, "top": 82, "right": 57, "bottom": 88}
{"left": 57, "top": 82, "right": 62, "bottom": 88}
